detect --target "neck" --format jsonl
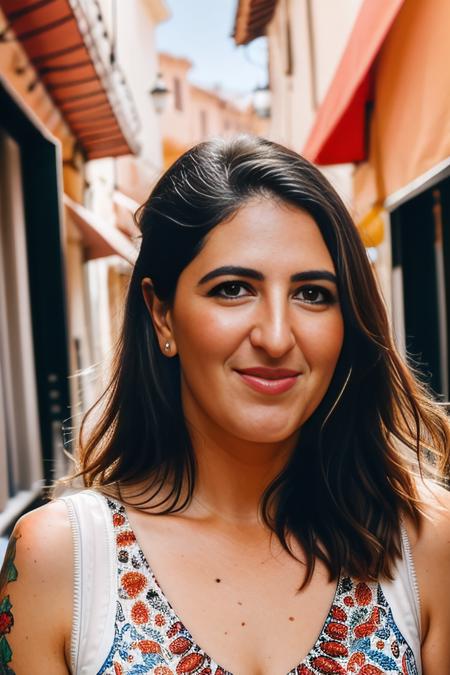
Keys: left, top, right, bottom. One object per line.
{"left": 185, "top": 417, "right": 298, "bottom": 525}
{"left": 117, "top": 406, "right": 299, "bottom": 524}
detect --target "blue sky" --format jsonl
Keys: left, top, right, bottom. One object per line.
{"left": 156, "top": 0, "right": 268, "bottom": 96}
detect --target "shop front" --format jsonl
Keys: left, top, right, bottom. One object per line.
{"left": 0, "top": 77, "right": 69, "bottom": 528}
{"left": 302, "top": 0, "right": 450, "bottom": 400}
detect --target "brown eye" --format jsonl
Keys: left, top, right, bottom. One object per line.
{"left": 222, "top": 283, "right": 244, "bottom": 297}
{"left": 295, "top": 286, "right": 335, "bottom": 305}
{"left": 208, "top": 281, "right": 252, "bottom": 299}
{"left": 301, "top": 288, "right": 322, "bottom": 303}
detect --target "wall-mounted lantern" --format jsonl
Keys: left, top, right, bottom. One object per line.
{"left": 252, "top": 83, "right": 271, "bottom": 119}
{"left": 150, "top": 73, "right": 170, "bottom": 114}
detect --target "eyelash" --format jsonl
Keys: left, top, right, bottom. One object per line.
{"left": 207, "top": 281, "right": 337, "bottom": 305}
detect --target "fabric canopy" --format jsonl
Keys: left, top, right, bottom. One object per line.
{"left": 302, "top": 0, "right": 404, "bottom": 165}
{"left": 353, "top": 0, "right": 450, "bottom": 213}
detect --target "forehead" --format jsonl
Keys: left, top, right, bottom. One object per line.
{"left": 191, "top": 197, "right": 335, "bottom": 272}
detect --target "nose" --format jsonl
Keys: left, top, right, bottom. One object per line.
{"left": 249, "top": 292, "right": 296, "bottom": 358}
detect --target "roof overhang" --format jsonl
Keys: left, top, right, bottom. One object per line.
{"left": 1, "top": 0, "right": 140, "bottom": 160}
{"left": 233, "top": 0, "right": 277, "bottom": 46}
{"left": 302, "top": 0, "right": 405, "bottom": 165}
{"left": 64, "top": 194, "right": 138, "bottom": 263}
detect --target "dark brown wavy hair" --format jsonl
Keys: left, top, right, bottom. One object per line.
{"left": 56, "top": 134, "right": 450, "bottom": 588}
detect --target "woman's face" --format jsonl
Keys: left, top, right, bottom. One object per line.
{"left": 146, "top": 197, "right": 344, "bottom": 445}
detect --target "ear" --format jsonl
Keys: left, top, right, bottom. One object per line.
{"left": 141, "top": 277, "right": 177, "bottom": 357}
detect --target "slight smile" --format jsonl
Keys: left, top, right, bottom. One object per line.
{"left": 235, "top": 367, "right": 301, "bottom": 395}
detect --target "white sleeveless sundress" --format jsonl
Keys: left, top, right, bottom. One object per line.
{"left": 59, "top": 489, "right": 422, "bottom": 675}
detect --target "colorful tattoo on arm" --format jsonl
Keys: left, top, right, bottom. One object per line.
{"left": 0, "top": 534, "right": 20, "bottom": 675}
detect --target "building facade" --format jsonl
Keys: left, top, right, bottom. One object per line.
{"left": 159, "top": 51, "right": 269, "bottom": 169}
{"left": 0, "top": 0, "right": 168, "bottom": 534}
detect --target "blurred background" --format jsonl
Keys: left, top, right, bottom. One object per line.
{"left": 0, "top": 0, "right": 449, "bottom": 556}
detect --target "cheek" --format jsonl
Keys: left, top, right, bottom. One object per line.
{"left": 172, "top": 303, "right": 246, "bottom": 366}
{"left": 297, "top": 310, "right": 344, "bottom": 373}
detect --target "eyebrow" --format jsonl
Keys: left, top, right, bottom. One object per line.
{"left": 197, "top": 266, "right": 337, "bottom": 286}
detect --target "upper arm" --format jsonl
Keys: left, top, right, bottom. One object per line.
{"left": 0, "top": 500, "right": 73, "bottom": 674}
{"left": 413, "top": 481, "right": 450, "bottom": 674}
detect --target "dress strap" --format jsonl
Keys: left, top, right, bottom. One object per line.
{"left": 58, "top": 489, "right": 117, "bottom": 674}
{"left": 379, "top": 519, "right": 422, "bottom": 674}
{"left": 399, "top": 519, "right": 421, "bottom": 631}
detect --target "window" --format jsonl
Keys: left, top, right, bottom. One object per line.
{"left": 0, "top": 130, "right": 43, "bottom": 533}
{"left": 174, "top": 77, "right": 183, "bottom": 111}
{"left": 285, "top": 3, "right": 293, "bottom": 76}
{"left": 391, "top": 175, "right": 450, "bottom": 399}
{"left": 0, "top": 80, "right": 72, "bottom": 534}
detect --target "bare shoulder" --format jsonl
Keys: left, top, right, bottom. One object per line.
{"left": 0, "top": 499, "right": 73, "bottom": 673}
{"left": 15, "top": 497, "right": 73, "bottom": 539}
{"left": 403, "top": 478, "right": 450, "bottom": 673}
{"left": 412, "top": 479, "right": 450, "bottom": 559}
{"left": 406, "top": 477, "right": 450, "bottom": 576}
{"left": 12, "top": 498, "right": 74, "bottom": 585}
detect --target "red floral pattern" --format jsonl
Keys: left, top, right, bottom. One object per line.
{"left": 131, "top": 600, "right": 150, "bottom": 625}
{"left": 97, "top": 497, "right": 419, "bottom": 675}
{"left": 117, "top": 531, "right": 137, "bottom": 547}
{"left": 0, "top": 611, "right": 13, "bottom": 635}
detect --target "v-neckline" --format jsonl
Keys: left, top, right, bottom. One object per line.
{"left": 109, "top": 494, "right": 344, "bottom": 675}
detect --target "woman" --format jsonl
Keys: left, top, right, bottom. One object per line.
{"left": 1, "top": 135, "right": 449, "bottom": 674}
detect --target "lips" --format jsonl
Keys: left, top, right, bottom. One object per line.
{"left": 236, "top": 367, "right": 301, "bottom": 379}
{"left": 235, "top": 367, "right": 301, "bottom": 395}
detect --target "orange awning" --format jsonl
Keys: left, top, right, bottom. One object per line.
{"left": 64, "top": 194, "right": 138, "bottom": 264}
{"left": 1, "top": 0, "right": 140, "bottom": 159}
{"left": 302, "top": 0, "right": 405, "bottom": 165}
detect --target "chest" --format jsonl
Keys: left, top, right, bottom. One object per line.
{"left": 126, "top": 508, "right": 338, "bottom": 674}
{"left": 97, "top": 498, "right": 419, "bottom": 675}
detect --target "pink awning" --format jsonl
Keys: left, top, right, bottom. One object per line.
{"left": 302, "top": 0, "right": 405, "bottom": 165}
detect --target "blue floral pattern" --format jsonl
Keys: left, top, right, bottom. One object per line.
{"left": 97, "top": 497, "right": 419, "bottom": 675}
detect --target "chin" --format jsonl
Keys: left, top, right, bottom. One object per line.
{"left": 246, "top": 431, "right": 298, "bottom": 444}
{"left": 229, "top": 415, "right": 302, "bottom": 444}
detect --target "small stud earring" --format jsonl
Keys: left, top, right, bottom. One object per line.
{"left": 164, "top": 341, "right": 171, "bottom": 352}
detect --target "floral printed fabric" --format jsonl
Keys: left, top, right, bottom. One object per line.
{"left": 98, "top": 497, "right": 419, "bottom": 675}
